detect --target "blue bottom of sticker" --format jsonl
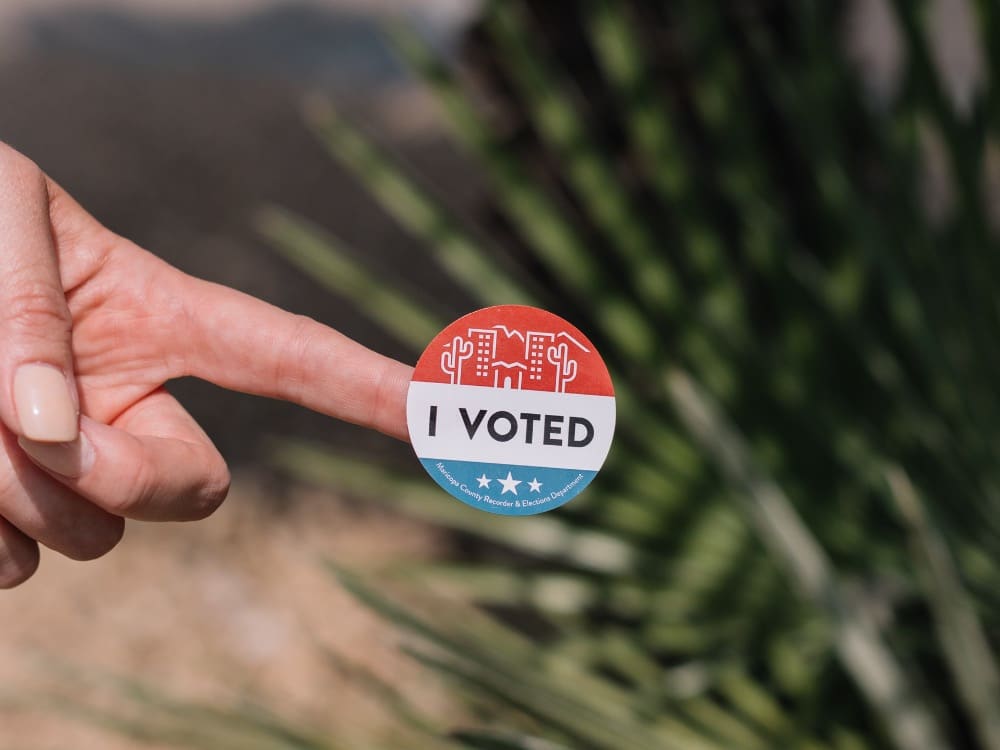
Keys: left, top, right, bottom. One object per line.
{"left": 419, "top": 458, "right": 596, "bottom": 515}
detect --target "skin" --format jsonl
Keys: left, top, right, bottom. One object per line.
{"left": 0, "top": 142, "right": 413, "bottom": 587}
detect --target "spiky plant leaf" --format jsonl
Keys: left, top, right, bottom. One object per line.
{"left": 264, "top": 3, "right": 1000, "bottom": 746}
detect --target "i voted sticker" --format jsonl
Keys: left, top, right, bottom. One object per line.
{"left": 407, "top": 305, "right": 616, "bottom": 515}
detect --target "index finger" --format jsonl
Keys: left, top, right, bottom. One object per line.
{"left": 171, "top": 272, "right": 413, "bottom": 442}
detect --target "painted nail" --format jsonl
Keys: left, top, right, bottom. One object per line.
{"left": 18, "top": 432, "right": 93, "bottom": 478}
{"left": 13, "top": 364, "right": 78, "bottom": 442}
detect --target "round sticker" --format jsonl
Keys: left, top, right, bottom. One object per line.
{"left": 407, "top": 305, "right": 616, "bottom": 515}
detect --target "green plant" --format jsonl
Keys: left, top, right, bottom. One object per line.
{"left": 266, "top": 1, "right": 1000, "bottom": 746}
{"left": 73, "top": 1, "right": 1000, "bottom": 748}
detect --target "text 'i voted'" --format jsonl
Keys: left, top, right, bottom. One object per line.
{"left": 407, "top": 305, "right": 615, "bottom": 515}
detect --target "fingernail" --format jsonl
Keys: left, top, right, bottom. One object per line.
{"left": 13, "top": 364, "right": 78, "bottom": 442}
{"left": 18, "top": 432, "right": 93, "bottom": 478}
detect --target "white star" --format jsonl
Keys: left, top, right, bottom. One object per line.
{"left": 476, "top": 474, "right": 491, "bottom": 488}
{"left": 528, "top": 478, "right": 543, "bottom": 493}
{"left": 497, "top": 471, "right": 522, "bottom": 495}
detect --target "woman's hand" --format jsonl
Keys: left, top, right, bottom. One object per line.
{"left": 0, "top": 143, "right": 412, "bottom": 587}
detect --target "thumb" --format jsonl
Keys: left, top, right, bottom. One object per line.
{"left": 0, "top": 145, "right": 78, "bottom": 443}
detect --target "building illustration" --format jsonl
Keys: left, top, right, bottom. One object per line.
{"left": 440, "top": 324, "right": 588, "bottom": 393}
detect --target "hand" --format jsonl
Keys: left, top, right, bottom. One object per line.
{"left": 0, "top": 143, "right": 412, "bottom": 588}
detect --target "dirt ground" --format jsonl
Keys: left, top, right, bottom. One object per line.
{"left": 0, "top": 472, "right": 449, "bottom": 749}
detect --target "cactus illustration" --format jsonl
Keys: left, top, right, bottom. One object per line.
{"left": 441, "top": 335, "right": 474, "bottom": 384}
{"left": 547, "top": 342, "right": 578, "bottom": 393}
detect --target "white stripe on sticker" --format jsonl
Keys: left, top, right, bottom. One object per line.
{"left": 408, "top": 382, "right": 616, "bottom": 471}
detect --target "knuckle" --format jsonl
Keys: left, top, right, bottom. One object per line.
{"left": 186, "top": 458, "right": 230, "bottom": 522}
{"left": 3, "top": 280, "right": 72, "bottom": 335}
{"left": 61, "top": 515, "right": 124, "bottom": 562}
{"left": 95, "top": 444, "right": 152, "bottom": 519}
{"left": 275, "top": 315, "right": 320, "bottom": 402}
{"left": 112, "top": 445, "right": 230, "bottom": 522}
{"left": 110, "top": 454, "right": 156, "bottom": 517}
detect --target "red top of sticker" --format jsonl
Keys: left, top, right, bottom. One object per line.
{"left": 411, "top": 305, "right": 614, "bottom": 397}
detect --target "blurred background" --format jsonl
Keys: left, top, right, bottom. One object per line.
{"left": 2, "top": 1, "right": 999, "bottom": 749}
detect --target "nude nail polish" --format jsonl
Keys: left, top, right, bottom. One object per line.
{"left": 18, "top": 432, "right": 93, "bottom": 478}
{"left": 13, "top": 364, "right": 78, "bottom": 442}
